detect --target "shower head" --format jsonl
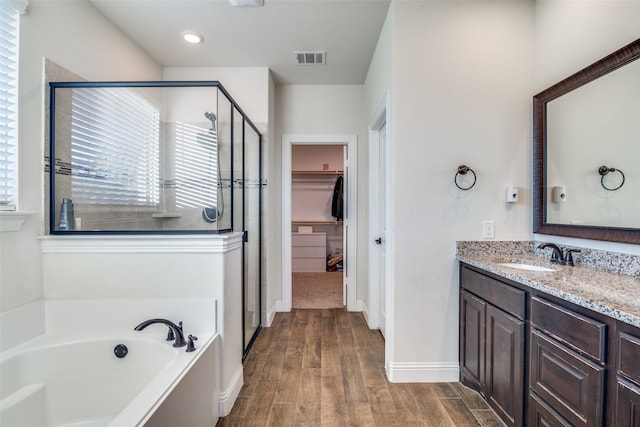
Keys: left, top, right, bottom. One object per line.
{"left": 204, "top": 111, "right": 217, "bottom": 131}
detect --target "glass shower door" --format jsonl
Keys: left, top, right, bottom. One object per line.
{"left": 242, "top": 119, "right": 262, "bottom": 357}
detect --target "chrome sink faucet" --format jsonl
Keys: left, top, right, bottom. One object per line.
{"left": 134, "top": 318, "right": 187, "bottom": 347}
{"left": 537, "top": 243, "right": 581, "bottom": 266}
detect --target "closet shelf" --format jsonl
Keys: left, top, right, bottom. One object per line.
{"left": 292, "top": 221, "right": 343, "bottom": 226}
{"left": 292, "top": 170, "right": 343, "bottom": 176}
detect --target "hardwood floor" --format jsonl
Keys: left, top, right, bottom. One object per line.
{"left": 216, "top": 309, "right": 505, "bottom": 427}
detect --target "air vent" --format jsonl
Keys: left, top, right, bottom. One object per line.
{"left": 294, "top": 51, "right": 326, "bottom": 65}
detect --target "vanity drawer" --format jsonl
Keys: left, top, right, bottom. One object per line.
{"left": 528, "top": 392, "right": 572, "bottom": 427}
{"left": 531, "top": 296, "right": 606, "bottom": 363}
{"left": 460, "top": 266, "right": 525, "bottom": 320}
{"left": 618, "top": 330, "right": 640, "bottom": 383}
{"left": 529, "top": 330, "right": 605, "bottom": 427}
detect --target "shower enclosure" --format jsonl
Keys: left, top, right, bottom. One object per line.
{"left": 48, "top": 81, "right": 263, "bottom": 357}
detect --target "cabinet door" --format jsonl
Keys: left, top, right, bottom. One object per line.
{"left": 530, "top": 330, "right": 604, "bottom": 427}
{"left": 486, "top": 304, "right": 525, "bottom": 427}
{"left": 460, "top": 290, "right": 486, "bottom": 392}
{"left": 616, "top": 377, "right": 640, "bottom": 426}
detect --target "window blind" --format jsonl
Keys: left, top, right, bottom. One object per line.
{"left": 0, "top": 2, "right": 20, "bottom": 209}
{"left": 70, "top": 87, "right": 160, "bottom": 206}
{"left": 174, "top": 122, "right": 218, "bottom": 209}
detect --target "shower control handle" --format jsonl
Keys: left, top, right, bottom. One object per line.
{"left": 375, "top": 238, "right": 382, "bottom": 245}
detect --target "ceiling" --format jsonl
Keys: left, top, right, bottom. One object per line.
{"left": 89, "top": 0, "right": 391, "bottom": 85}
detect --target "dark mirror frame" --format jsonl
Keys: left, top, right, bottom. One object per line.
{"left": 533, "top": 38, "right": 640, "bottom": 245}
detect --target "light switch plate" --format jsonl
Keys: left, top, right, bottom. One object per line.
{"left": 482, "top": 220, "right": 495, "bottom": 239}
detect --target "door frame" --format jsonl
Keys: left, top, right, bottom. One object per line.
{"left": 282, "top": 134, "right": 357, "bottom": 312}
{"left": 368, "top": 92, "right": 393, "bottom": 354}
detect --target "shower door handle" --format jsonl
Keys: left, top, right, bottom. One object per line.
{"left": 375, "top": 238, "right": 382, "bottom": 245}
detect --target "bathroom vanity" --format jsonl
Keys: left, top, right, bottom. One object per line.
{"left": 457, "top": 242, "right": 640, "bottom": 427}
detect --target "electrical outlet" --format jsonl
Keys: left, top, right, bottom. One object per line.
{"left": 482, "top": 220, "right": 495, "bottom": 239}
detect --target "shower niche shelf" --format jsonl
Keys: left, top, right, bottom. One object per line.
{"left": 151, "top": 212, "right": 183, "bottom": 219}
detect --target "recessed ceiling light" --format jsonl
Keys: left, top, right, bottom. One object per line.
{"left": 229, "top": 0, "right": 264, "bottom": 6}
{"left": 182, "top": 31, "right": 204, "bottom": 44}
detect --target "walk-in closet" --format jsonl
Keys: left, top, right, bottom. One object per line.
{"left": 291, "top": 145, "right": 345, "bottom": 308}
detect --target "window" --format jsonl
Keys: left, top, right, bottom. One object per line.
{"left": 0, "top": 0, "right": 26, "bottom": 210}
{"left": 70, "top": 87, "right": 160, "bottom": 206}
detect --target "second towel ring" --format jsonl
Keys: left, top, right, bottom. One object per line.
{"left": 455, "top": 165, "right": 476, "bottom": 190}
{"left": 598, "top": 165, "right": 625, "bottom": 191}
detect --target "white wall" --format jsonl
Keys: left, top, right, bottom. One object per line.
{"left": 364, "top": 5, "right": 394, "bottom": 120}
{"left": 385, "top": 0, "right": 535, "bottom": 380}
{"left": 274, "top": 85, "right": 369, "bottom": 309}
{"left": 163, "top": 67, "right": 270, "bottom": 124}
{"left": 1, "top": 0, "right": 162, "bottom": 312}
{"left": 533, "top": 0, "right": 640, "bottom": 256}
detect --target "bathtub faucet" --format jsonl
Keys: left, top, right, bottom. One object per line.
{"left": 134, "top": 318, "right": 187, "bottom": 347}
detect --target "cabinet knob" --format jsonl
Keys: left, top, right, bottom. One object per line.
{"left": 375, "top": 238, "right": 382, "bottom": 245}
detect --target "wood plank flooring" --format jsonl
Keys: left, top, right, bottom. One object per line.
{"left": 216, "top": 309, "right": 505, "bottom": 427}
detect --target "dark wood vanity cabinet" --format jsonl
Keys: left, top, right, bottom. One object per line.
{"left": 615, "top": 323, "right": 640, "bottom": 426}
{"left": 458, "top": 263, "right": 640, "bottom": 427}
{"left": 460, "top": 266, "right": 526, "bottom": 427}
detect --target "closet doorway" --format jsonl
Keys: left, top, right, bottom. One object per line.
{"left": 291, "top": 145, "right": 344, "bottom": 308}
{"left": 282, "top": 135, "right": 357, "bottom": 312}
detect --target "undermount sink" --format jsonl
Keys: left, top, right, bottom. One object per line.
{"left": 498, "top": 262, "right": 557, "bottom": 272}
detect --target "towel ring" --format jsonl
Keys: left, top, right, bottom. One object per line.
{"left": 455, "top": 165, "right": 476, "bottom": 190}
{"left": 598, "top": 165, "right": 625, "bottom": 191}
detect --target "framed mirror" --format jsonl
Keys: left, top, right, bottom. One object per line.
{"left": 533, "top": 38, "right": 640, "bottom": 244}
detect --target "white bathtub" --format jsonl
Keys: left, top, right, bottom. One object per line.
{"left": 0, "top": 331, "right": 217, "bottom": 427}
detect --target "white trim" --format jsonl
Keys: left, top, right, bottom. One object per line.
{"left": 0, "top": 211, "right": 36, "bottom": 232}
{"left": 357, "top": 298, "right": 369, "bottom": 324}
{"left": 266, "top": 299, "right": 282, "bottom": 327}
{"left": 218, "top": 363, "right": 244, "bottom": 416}
{"left": 39, "top": 232, "right": 244, "bottom": 254}
{"left": 368, "top": 92, "right": 394, "bottom": 375}
{"left": 281, "top": 134, "right": 358, "bottom": 312}
{"left": 386, "top": 361, "right": 460, "bottom": 383}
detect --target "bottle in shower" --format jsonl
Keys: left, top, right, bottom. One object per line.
{"left": 59, "top": 198, "right": 75, "bottom": 230}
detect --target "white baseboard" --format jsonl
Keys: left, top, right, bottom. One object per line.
{"left": 267, "top": 300, "right": 283, "bottom": 326}
{"left": 218, "top": 364, "right": 244, "bottom": 416}
{"left": 357, "top": 298, "right": 369, "bottom": 322}
{"left": 386, "top": 362, "right": 460, "bottom": 383}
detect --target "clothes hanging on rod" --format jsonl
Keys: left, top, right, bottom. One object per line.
{"left": 331, "top": 175, "right": 343, "bottom": 221}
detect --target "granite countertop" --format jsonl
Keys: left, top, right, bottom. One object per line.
{"left": 456, "top": 243, "right": 640, "bottom": 328}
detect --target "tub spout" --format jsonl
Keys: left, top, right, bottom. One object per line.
{"left": 134, "top": 318, "right": 187, "bottom": 347}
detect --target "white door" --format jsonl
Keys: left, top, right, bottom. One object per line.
{"left": 376, "top": 123, "right": 387, "bottom": 338}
